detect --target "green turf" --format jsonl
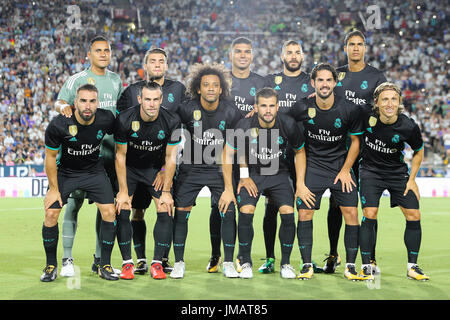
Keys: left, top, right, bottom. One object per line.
{"left": 0, "top": 197, "right": 449, "bottom": 300}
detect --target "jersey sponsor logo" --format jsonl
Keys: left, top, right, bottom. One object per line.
{"left": 87, "top": 77, "right": 96, "bottom": 85}
{"left": 334, "top": 118, "right": 342, "bottom": 129}
{"left": 157, "top": 130, "right": 165, "bottom": 140}
{"left": 360, "top": 80, "right": 368, "bottom": 90}
{"left": 307, "top": 129, "right": 343, "bottom": 142}
{"left": 131, "top": 121, "right": 140, "bottom": 132}
{"left": 364, "top": 136, "right": 397, "bottom": 154}
{"left": 168, "top": 93, "right": 175, "bottom": 103}
{"left": 249, "top": 87, "right": 256, "bottom": 97}
{"left": 69, "top": 125, "right": 78, "bottom": 137}
{"left": 96, "top": 130, "right": 104, "bottom": 140}
{"left": 338, "top": 72, "right": 346, "bottom": 81}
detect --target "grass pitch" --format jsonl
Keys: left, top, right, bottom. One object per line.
{"left": 0, "top": 196, "right": 449, "bottom": 301}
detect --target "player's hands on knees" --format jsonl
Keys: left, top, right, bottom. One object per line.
{"left": 238, "top": 178, "right": 258, "bottom": 197}
{"left": 296, "top": 183, "right": 315, "bottom": 209}
{"left": 115, "top": 191, "right": 131, "bottom": 213}
{"left": 404, "top": 178, "right": 420, "bottom": 201}
{"left": 44, "top": 189, "right": 62, "bottom": 211}
{"left": 61, "top": 105, "right": 74, "bottom": 118}
{"left": 219, "top": 189, "right": 236, "bottom": 214}
{"left": 334, "top": 169, "right": 356, "bottom": 193}
{"left": 159, "top": 192, "right": 174, "bottom": 216}
{"left": 152, "top": 170, "right": 165, "bottom": 191}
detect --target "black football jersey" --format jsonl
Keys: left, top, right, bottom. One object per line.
{"left": 227, "top": 113, "right": 305, "bottom": 175}
{"left": 114, "top": 105, "right": 182, "bottom": 169}
{"left": 360, "top": 111, "right": 424, "bottom": 176}
{"left": 176, "top": 99, "right": 243, "bottom": 169}
{"left": 45, "top": 109, "right": 115, "bottom": 173}
{"left": 230, "top": 71, "right": 267, "bottom": 116}
{"left": 289, "top": 96, "right": 364, "bottom": 173}
{"left": 265, "top": 71, "right": 314, "bottom": 113}
{"left": 334, "top": 64, "right": 387, "bottom": 106}
{"left": 117, "top": 79, "right": 186, "bottom": 113}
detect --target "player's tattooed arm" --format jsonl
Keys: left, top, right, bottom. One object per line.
{"left": 219, "top": 143, "right": 237, "bottom": 214}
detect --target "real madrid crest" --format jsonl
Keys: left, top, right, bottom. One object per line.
{"left": 87, "top": 77, "right": 96, "bottom": 85}
{"left": 69, "top": 125, "right": 77, "bottom": 136}
{"left": 193, "top": 110, "right": 202, "bottom": 121}
{"left": 338, "top": 72, "right": 346, "bottom": 81}
{"left": 308, "top": 107, "right": 316, "bottom": 118}
{"left": 131, "top": 121, "right": 140, "bottom": 132}
{"left": 274, "top": 76, "right": 283, "bottom": 85}
{"left": 369, "top": 116, "right": 377, "bottom": 127}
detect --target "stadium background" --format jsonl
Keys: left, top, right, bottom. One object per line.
{"left": 0, "top": 0, "right": 449, "bottom": 302}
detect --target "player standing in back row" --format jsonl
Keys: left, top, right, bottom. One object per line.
{"left": 255, "top": 40, "right": 314, "bottom": 274}
{"left": 55, "top": 36, "right": 123, "bottom": 278}
{"left": 323, "top": 29, "right": 387, "bottom": 274}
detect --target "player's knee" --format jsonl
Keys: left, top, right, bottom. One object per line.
{"left": 298, "top": 209, "right": 314, "bottom": 221}
{"left": 363, "top": 207, "right": 378, "bottom": 219}
{"left": 99, "top": 204, "right": 116, "bottom": 222}
{"left": 44, "top": 209, "right": 61, "bottom": 227}
{"left": 278, "top": 205, "right": 294, "bottom": 215}
{"left": 402, "top": 208, "right": 420, "bottom": 221}
{"left": 240, "top": 205, "right": 255, "bottom": 214}
{"left": 132, "top": 208, "right": 145, "bottom": 220}
{"left": 340, "top": 206, "right": 359, "bottom": 224}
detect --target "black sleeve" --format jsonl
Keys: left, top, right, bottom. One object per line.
{"left": 117, "top": 86, "right": 132, "bottom": 113}
{"left": 45, "top": 118, "right": 63, "bottom": 150}
{"left": 407, "top": 121, "right": 424, "bottom": 152}
{"left": 348, "top": 105, "right": 364, "bottom": 136}
{"left": 286, "top": 117, "right": 305, "bottom": 151}
{"left": 168, "top": 114, "right": 183, "bottom": 145}
{"left": 288, "top": 99, "right": 308, "bottom": 122}
{"left": 113, "top": 115, "right": 128, "bottom": 145}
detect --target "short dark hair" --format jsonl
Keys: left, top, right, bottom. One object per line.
{"left": 139, "top": 81, "right": 163, "bottom": 97}
{"left": 255, "top": 87, "right": 278, "bottom": 104}
{"left": 311, "top": 63, "right": 338, "bottom": 82}
{"left": 231, "top": 37, "right": 252, "bottom": 49}
{"left": 185, "top": 63, "right": 231, "bottom": 100}
{"left": 89, "top": 35, "right": 109, "bottom": 50}
{"left": 76, "top": 83, "right": 98, "bottom": 97}
{"left": 144, "top": 48, "right": 168, "bottom": 65}
{"left": 344, "top": 29, "right": 366, "bottom": 46}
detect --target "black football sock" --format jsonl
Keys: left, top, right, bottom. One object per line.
{"left": 42, "top": 224, "right": 59, "bottom": 266}
{"left": 279, "top": 213, "right": 295, "bottom": 266}
{"left": 100, "top": 220, "right": 116, "bottom": 267}
{"left": 209, "top": 206, "right": 222, "bottom": 257}
{"left": 153, "top": 212, "right": 173, "bottom": 261}
{"left": 131, "top": 219, "right": 147, "bottom": 260}
{"left": 116, "top": 209, "right": 132, "bottom": 262}
{"left": 238, "top": 212, "right": 254, "bottom": 265}
{"left": 344, "top": 224, "right": 359, "bottom": 264}
{"left": 173, "top": 209, "right": 190, "bottom": 262}
{"left": 327, "top": 196, "right": 342, "bottom": 257}
{"left": 263, "top": 201, "right": 278, "bottom": 259}
{"left": 404, "top": 220, "right": 421, "bottom": 264}
{"left": 371, "top": 220, "right": 378, "bottom": 261}
{"left": 359, "top": 217, "right": 376, "bottom": 265}
{"left": 297, "top": 220, "right": 313, "bottom": 264}
{"left": 221, "top": 205, "right": 236, "bottom": 262}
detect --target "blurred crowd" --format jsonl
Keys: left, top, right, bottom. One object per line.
{"left": 0, "top": 0, "right": 448, "bottom": 175}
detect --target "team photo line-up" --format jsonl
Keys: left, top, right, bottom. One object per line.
{"left": 40, "top": 29, "right": 429, "bottom": 283}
